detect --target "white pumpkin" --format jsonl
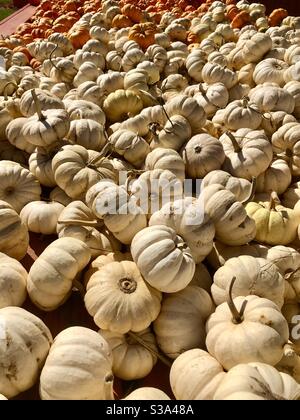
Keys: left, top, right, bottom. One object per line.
{"left": 0, "top": 253, "right": 27, "bottom": 309}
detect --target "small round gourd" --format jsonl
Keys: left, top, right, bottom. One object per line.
{"left": 0, "top": 306, "right": 52, "bottom": 398}
{"left": 153, "top": 286, "right": 214, "bottom": 358}
{"left": 40, "top": 327, "right": 114, "bottom": 400}
{"left": 0, "top": 253, "right": 27, "bottom": 309}
{"left": 123, "top": 387, "right": 170, "bottom": 400}
{"left": 202, "top": 170, "right": 252, "bottom": 202}
{"left": 85, "top": 260, "right": 162, "bottom": 333}
{"left": 0, "top": 200, "right": 29, "bottom": 260}
{"left": 131, "top": 225, "right": 195, "bottom": 293}
{"left": 170, "top": 349, "right": 225, "bottom": 400}
{"left": 20, "top": 201, "right": 64, "bottom": 235}
{"left": 99, "top": 328, "right": 158, "bottom": 380}
{"left": 206, "top": 282, "right": 289, "bottom": 370}
{"left": 27, "top": 237, "right": 91, "bottom": 311}
{"left": 144, "top": 148, "right": 185, "bottom": 181}
{"left": 66, "top": 119, "right": 107, "bottom": 151}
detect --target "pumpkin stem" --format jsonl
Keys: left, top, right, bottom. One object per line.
{"left": 48, "top": 44, "right": 60, "bottom": 71}
{"left": 2, "top": 81, "right": 18, "bottom": 100}
{"left": 198, "top": 83, "right": 207, "bottom": 96}
{"left": 242, "top": 96, "right": 249, "bottom": 108}
{"left": 57, "top": 218, "right": 104, "bottom": 227}
{"left": 156, "top": 96, "right": 174, "bottom": 128}
{"left": 227, "top": 277, "right": 247, "bottom": 324}
{"left": 226, "top": 131, "right": 241, "bottom": 153}
{"left": 127, "top": 331, "right": 172, "bottom": 368}
{"left": 242, "top": 176, "right": 256, "bottom": 204}
{"left": 31, "top": 89, "right": 45, "bottom": 121}
{"left": 268, "top": 191, "right": 281, "bottom": 210}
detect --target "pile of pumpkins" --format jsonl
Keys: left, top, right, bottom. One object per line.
{"left": 1, "top": 0, "right": 300, "bottom": 401}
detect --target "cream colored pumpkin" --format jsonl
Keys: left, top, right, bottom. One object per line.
{"left": 249, "top": 84, "right": 295, "bottom": 113}
{"left": 253, "top": 58, "right": 288, "bottom": 86}
{"left": 218, "top": 98, "right": 262, "bottom": 131}
{"left": 181, "top": 133, "right": 225, "bottom": 179}
{"left": 0, "top": 200, "right": 29, "bottom": 260}
{"left": 149, "top": 198, "right": 215, "bottom": 263}
{"left": 0, "top": 141, "right": 28, "bottom": 167}
{"left": 19, "top": 89, "right": 64, "bottom": 117}
{"left": 190, "top": 263, "right": 213, "bottom": 292}
{"left": 245, "top": 192, "right": 300, "bottom": 246}
{"left": 276, "top": 343, "right": 300, "bottom": 384}
{"left": 194, "top": 82, "right": 229, "bottom": 118}
{"left": 86, "top": 181, "right": 147, "bottom": 244}
{"left": 260, "top": 111, "right": 297, "bottom": 137}
{"left": 206, "top": 290, "right": 289, "bottom": 370}
{"left": 40, "top": 327, "right": 114, "bottom": 400}
{"left": 85, "top": 260, "right": 161, "bottom": 333}
{"left": 0, "top": 160, "right": 41, "bottom": 213}
{"left": 238, "top": 63, "right": 256, "bottom": 87}
{"left": 170, "top": 349, "right": 225, "bottom": 400}
{"left": 20, "top": 201, "right": 64, "bottom": 235}
{"left": 212, "top": 256, "right": 285, "bottom": 308}
{"left": 49, "top": 58, "right": 77, "bottom": 84}
{"left": 130, "top": 169, "right": 183, "bottom": 218}
{"left": 97, "top": 71, "right": 124, "bottom": 95}
{"left": 165, "top": 95, "right": 206, "bottom": 134}
{"left": 27, "top": 237, "right": 91, "bottom": 311}
{"left": 66, "top": 119, "right": 107, "bottom": 151}
{"left": 0, "top": 306, "right": 52, "bottom": 398}
{"left": 144, "top": 148, "right": 185, "bottom": 181}
{"left": 99, "top": 328, "right": 158, "bottom": 380}
{"left": 242, "top": 32, "right": 272, "bottom": 63}
{"left": 285, "top": 81, "right": 300, "bottom": 119}
{"left": 220, "top": 129, "right": 273, "bottom": 180}
{"left": 202, "top": 62, "right": 238, "bottom": 89}
{"left": 29, "top": 147, "right": 57, "bottom": 188}
{"left": 154, "top": 285, "right": 214, "bottom": 359}
{"left": 151, "top": 115, "right": 192, "bottom": 151}
{"left": 272, "top": 122, "right": 300, "bottom": 176}
{"left": 5, "top": 117, "right": 36, "bottom": 154}
{"left": 64, "top": 99, "right": 106, "bottom": 125}
{"left": 0, "top": 253, "right": 27, "bottom": 309}
{"left": 256, "top": 159, "right": 291, "bottom": 195}
{"left": 57, "top": 200, "right": 120, "bottom": 258}
{"left": 202, "top": 170, "right": 252, "bottom": 202}
{"left": 76, "top": 81, "right": 104, "bottom": 106}
{"left": 201, "top": 184, "right": 256, "bottom": 246}
{"left": 131, "top": 225, "right": 195, "bottom": 293}
{"left": 52, "top": 144, "right": 116, "bottom": 200}
{"left": 214, "top": 362, "right": 300, "bottom": 400}
{"left": 109, "top": 129, "right": 150, "bottom": 168}
{"left": 73, "top": 62, "right": 100, "bottom": 87}
{"left": 123, "top": 387, "right": 170, "bottom": 400}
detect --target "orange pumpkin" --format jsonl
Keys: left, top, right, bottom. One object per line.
{"left": 30, "top": 58, "right": 42, "bottom": 70}
{"left": 268, "top": 8, "right": 288, "bottom": 26}
{"left": 111, "top": 14, "right": 133, "bottom": 28}
{"left": 67, "top": 26, "right": 90, "bottom": 49}
{"left": 231, "top": 10, "right": 251, "bottom": 28}
{"left": 226, "top": 4, "right": 239, "bottom": 20}
{"left": 128, "top": 22, "right": 156, "bottom": 50}
{"left": 13, "top": 46, "right": 33, "bottom": 61}
{"left": 121, "top": 4, "right": 146, "bottom": 23}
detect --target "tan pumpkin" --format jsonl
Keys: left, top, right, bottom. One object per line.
{"left": 144, "top": 148, "right": 185, "bottom": 181}
{"left": 181, "top": 133, "right": 225, "bottom": 179}
{"left": 201, "top": 184, "right": 256, "bottom": 246}
{"left": 109, "top": 129, "right": 150, "bottom": 168}
{"left": 123, "top": 387, "right": 170, "bottom": 400}
{"left": 86, "top": 181, "right": 147, "bottom": 244}
{"left": 153, "top": 285, "right": 214, "bottom": 358}
{"left": 220, "top": 129, "right": 273, "bottom": 180}
{"left": 0, "top": 307, "right": 52, "bottom": 398}
{"left": 170, "top": 349, "right": 225, "bottom": 400}
{"left": 103, "top": 89, "right": 144, "bottom": 122}
{"left": 40, "top": 327, "right": 114, "bottom": 400}
{"left": 206, "top": 282, "right": 289, "bottom": 369}
{"left": 245, "top": 192, "right": 300, "bottom": 246}
{"left": 52, "top": 144, "right": 117, "bottom": 200}
{"left": 20, "top": 201, "right": 64, "bottom": 235}
{"left": 0, "top": 160, "right": 41, "bottom": 213}
{"left": 131, "top": 225, "right": 195, "bottom": 293}
{"left": 85, "top": 260, "right": 162, "bottom": 333}
{"left": 272, "top": 122, "right": 300, "bottom": 176}
{"left": 27, "top": 237, "right": 91, "bottom": 311}
{"left": 214, "top": 362, "right": 300, "bottom": 400}
{"left": 202, "top": 170, "right": 252, "bottom": 202}
{"left": 0, "top": 252, "right": 27, "bottom": 309}
{"left": 99, "top": 328, "right": 158, "bottom": 380}
{"left": 256, "top": 159, "right": 292, "bottom": 195}
{"left": 212, "top": 255, "right": 285, "bottom": 308}
{"left": 149, "top": 198, "right": 215, "bottom": 264}
{"left": 57, "top": 200, "right": 120, "bottom": 258}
